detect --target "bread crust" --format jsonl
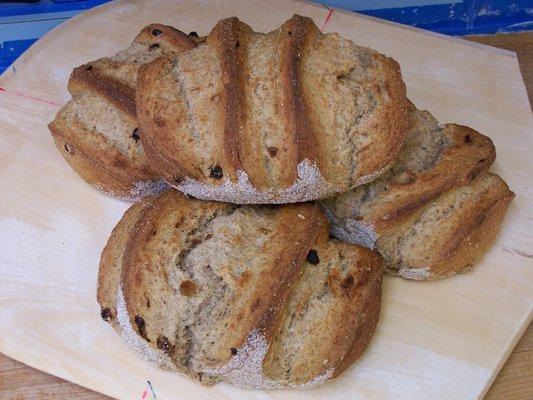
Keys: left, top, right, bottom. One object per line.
{"left": 49, "top": 107, "right": 165, "bottom": 200}
{"left": 135, "top": 57, "right": 196, "bottom": 181}
{"left": 323, "top": 107, "right": 513, "bottom": 280}
{"left": 49, "top": 24, "right": 198, "bottom": 200}
{"left": 69, "top": 67, "right": 136, "bottom": 116}
{"left": 388, "top": 174, "right": 514, "bottom": 280}
{"left": 261, "top": 240, "right": 383, "bottom": 385}
{"left": 373, "top": 123, "right": 496, "bottom": 231}
{"left": 97, "top": 190, "right": 384, "bottom": 388}
{"left": 426, "top": 193, "right": 514, "bottom": 278}
{"left": 136, "top": 15, "right": 409, "bottom": 203}
{"left": 352, "top": 55, "right": 410, "bottom": 186}
{"left": 279, "top": 15, "right": 322, "bottom": 182}
{"left": 208, "top": 18, "right": 250, "bottom": 180}
{"left": 333, "top": 246, "right": 383, "bottom": 376}
{"left": 97, "top": 197, "right": 152, "bottom": 330}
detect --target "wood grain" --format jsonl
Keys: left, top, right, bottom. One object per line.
{"left": 469, "top": 31, "right": 533, "bottom": 400}
{"left": 0, "top": 353, "right": 111, "bottom": 400}
{"left": 465, "top": 32, "right": 532, "bottom": 107}
{"left": 0, "top": 1, "right": 532, "bottom": 400}
{"left": 485, "top": 323, "right": 533, "bottom": 400}
{"left": 1, "top": 325, "right": 531, "bottom": 399}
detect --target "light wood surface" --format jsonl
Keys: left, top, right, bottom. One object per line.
{"left": 465, "top": 32, "right": 532, "bottom": 107}
{"left": 0, "top": 1, "right": 532, "bottom": 399}
{"left": 2, "top": 324, "right": 531, "bottom": 399}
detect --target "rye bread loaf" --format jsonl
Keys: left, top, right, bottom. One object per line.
{"left": 49, "top": 24, "right": 201, "bottom": 200}
{"left": 322, "top": 106, "right": 514, "bottom": 280}
{"left": 97, "top": 190, "right": 384, "bottom": 388}
{"left": 136, "top": 15, "right": 409, "bottom": 204}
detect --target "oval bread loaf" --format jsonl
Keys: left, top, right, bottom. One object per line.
{"left": 97, "top": 189, "right": 384, "bottom": 388}
{"left": 322, "top": 105, "right": 514, "bottom": 280}
{"left": 49, "top": 24, "right": 201, "bottom": 201}
{"left": 136, "top": 15, "right": 410, "bottom": 204}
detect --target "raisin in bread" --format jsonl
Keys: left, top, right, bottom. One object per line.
{"left": 49, "top": 24, "right": 201, "bottom": 201}
{"left": 322, "top": 106, "right": 514, "bottom": 280}
{"left": 136, "top": 15, "right": 409, "bottom": 204}
{"left": 97, "top": 190, "right": 383, "bottom": 388}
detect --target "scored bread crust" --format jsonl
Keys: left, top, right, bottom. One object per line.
{"left": 383, "top": 173, "right": 514, "bottom": 280}
{"left": 97, "top": 189, "right": 384, "bottom": 388}
{"left": 136, "top": 15, "right": 409, "bottom": 204}
{"left": 97, "top": 196, "right": 152, "bottom": 331}
{"left": 49, "top": 24, "right": 199, "bottom": 201}
{"left": 420, "top": 192, "right": 514, "bottom": 278}
{"left": 322, "top": 106, "right": 514, "bottom": 280}
{"left": 96, "top": 194, "right": 183, "bottom": 372}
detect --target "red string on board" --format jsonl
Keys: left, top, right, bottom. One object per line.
{"left": 0, "top": 87, "right": 61, "bottom": 107}
{"left": 321, "top": 6, "right": 335, "bottom": 31}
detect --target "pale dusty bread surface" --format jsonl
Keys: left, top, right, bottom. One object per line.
{"left": 323, "top": 106, "right": 514, "bottom": 279}
{"left": 136, "top": 15, "right": 409, "bottom": 204}
{"left": 48, "top": 24, "right": 199, "bottom": 201}
{"left": 97, "top": 190, "right": 384, "bottom": 388}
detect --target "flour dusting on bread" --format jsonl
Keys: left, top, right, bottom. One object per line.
{"left": 130, "top": 179, "right": 168, "bottom": 201}
{"left": 116, "top": 286, "right": 175, "bottom": 370}
{"left": 395, "top": 266, "right": 432, "bottom": 280}
{"left": 324, "top": 208, "right": 377, "bottom": 249}
{"left": 94, "top": 178, "right": 167, "bottom": 202}
{"left": 204, "top": 330, "right": 276, "bottom": 389}
{"left": 177, "top": 159, "right": 337, "bottom": 204}
{"left": 205, "top": 329, "right": 334, "bottom": 389}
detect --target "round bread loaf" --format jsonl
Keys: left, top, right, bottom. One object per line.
{"left": 49, "top": 24, "right": 202, "bottom": 201}
{"left": 97, "top": 189, "right": 383, "bottom": 388}
{"left": 322, "top": 105, "right": 514, "bottom": 280}
{"left": 136, "top": 15, "right": 410, "bottom": 204}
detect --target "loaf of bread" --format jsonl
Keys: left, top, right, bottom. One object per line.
{"left": 322, "top": 106, "right": 514, "bottom": 280}
{"left": 97, "top": 190, "right": 383, "bottom": 388}
{"left": 136, "top": 15, "right": 409, "bottom": 204}
{"left": 49, "top": 24, "right": 201, "bottom": 200}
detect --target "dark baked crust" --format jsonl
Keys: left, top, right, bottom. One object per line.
{"left": 96, "top": 197, "right": 152, "bottom": 329}
{"left": 136, "top": 15, "right": 409, "bottom": 203}
{"left": 98, "top": 190, "right": 384, "bottom": 387}
{"left": 49, "top": 24, "right": 198, "bottom": 200}
{"left": 384, "top": 173, "right": 514, "bottom": 280}
{"left": 208, "top": 18, "right": 251, "bottom": 180}
{"left": 323, "top": 106, "right": 513, "bottom": 280}
{"left": 372, "top": 113, "right": 496, "bottom": 231}
{"left": 333, "top": 246, "right": 383, "bottom": 376}
{"left": 279, "top": 15, "right": 322, "bottom": 183}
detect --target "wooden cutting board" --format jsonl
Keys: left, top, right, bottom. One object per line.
{"left": 0, "top": 0, "right": 531, "bottom": 399}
